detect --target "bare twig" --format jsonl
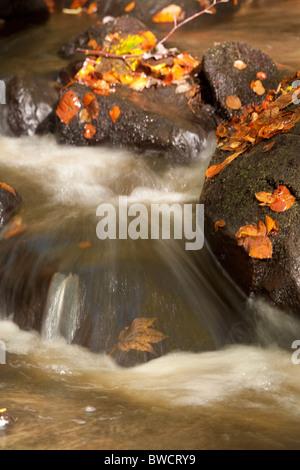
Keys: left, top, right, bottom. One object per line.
{"left": 157, "top": 0, "right": 230, "bottom": 47}
{"left": 77, "top": 0, "right": 230, "bottom": 61}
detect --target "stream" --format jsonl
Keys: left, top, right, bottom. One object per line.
{"left": 0, "top": 0, "right": 300, "bottom": 450}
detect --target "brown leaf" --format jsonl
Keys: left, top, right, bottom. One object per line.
{"left": 251, "top": 79, "right": 266, "bottom": 96}
{"left": 152, "top": 5, "right": 185, "bottom": 23}
{"left": 111, "top": 318, "right": 167, "bottom": 356}
{"left": 263, "top": 141, "right": 276, "bottom": 152}
{"left": 56, "top": 90, "right": 81, "bottom": 125}
{"left": 240, "top": 236, "right": 273, "bottom": 260}
{"left": 109, "top": 105, "right": 121, "bottom": 123}
{"left": 197, "top": 0, "right": 216, "bottom": 13}
{"left": 214, "top": 220, "right": 226, "bottom": 232}
{"left": 234, "top": 60, "right": 247, "bottom": 70}
{"left": 83, "top": 92, "right": 99, "bottom": 119}
{"left": 226, "top": 95, "right": 242, "bottom": 110}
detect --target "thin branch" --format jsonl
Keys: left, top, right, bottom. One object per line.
{"left": 77, "top": 48, "right": 176, "bottom": 60}
{"left": 157, "top": 0, "right": 230, "bottom": 47}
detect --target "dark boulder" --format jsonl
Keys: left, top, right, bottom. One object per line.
{"left": 200, "top": 127, "right": 300, "bottom": 315}
{"left": 54, "top": 83, "right": 216, "bottom": 161}
{"left": 202, "top": 42, "right": 279, "bottom": 119}
{"left": 2, "top": 76, "right": 59, "bottom": 137}
{"left": 0, "top": 183, "right": 21, "bottom": 229}
{"left": 0, "top": 0, "right": 50, "bottom": 36}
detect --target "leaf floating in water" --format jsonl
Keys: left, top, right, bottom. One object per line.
{"left": 152, "top": 5, "right": 185, "bottom": 23}
{"left": 110, "top": 318, "right": 167, "bottom": 356}
{"left": 56, "top": 90, "right": 81, "bottom": 125}
{"left": 109, "top": 106, "right": 121, "bottom": 123}
{"left": 78, "top": 241, "right": 92, "bottom": 249}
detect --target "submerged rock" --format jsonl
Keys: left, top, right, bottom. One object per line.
{"left": 202, "top": 42, "right": 279, "bottom": 118}
{"left": 200, "top": 127, "right": 300, "bottom": 315}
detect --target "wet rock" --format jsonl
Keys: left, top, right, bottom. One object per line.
{"left": 202, "top": 42, "right": 279, "bottom": 119}
{"left": 0, "top": 183, "right": 21, "bottom": 229}
{"left": 4, "top": 76, "right": 59, "bottom": 137}
{"left": 200, "top": 130, "right": 300, "bottom": 315}
{"left": 54, "top": 83, "right": 216, "bottom": 161}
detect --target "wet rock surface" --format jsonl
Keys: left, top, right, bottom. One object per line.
{"left": 202, "top": 41, "right": 279, "bottom": 118}
{"left": 200, "top": 129, "right": 300, "bottom": 315}
{"left": 54, "top": 83, "right": 216, "bottom": 161}
{"left": 4, "top": 76, "right": 59, "bottom": 137}
{"left": 0, "top": 0, "right": 50, "bottom": 36}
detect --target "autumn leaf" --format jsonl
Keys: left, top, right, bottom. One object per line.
{"left": 0, "top": 182, "right": 16, "bottom": 196}
{"left": 70, "top": 0, "right": 87, "bottom": 8}
{"left": 214, "top": 220, "right": 226, "bottom": 232}
{"left": 251, "top": 79, "right": 265, "bottom": 96}
{"left": 236, "top": 220, "right": 267, "bottom": 239}
{"left": 152, "top": 5, "right": 185, "bottom": 23}
{"left": 257, "top": 71, "right": 267, "bottom": 80}
{"left": 84, "top": 123, "right": 96, "bottom": 139}
{"left": 124, "top": 1, "right": 136, "bottom": 12}
{"left": 226, "top": 95, "right": 242, "bottom": 110}
{"left": 86, "top": 1, "right": 98, "bottom": 14}
{"left": 265, "top": 215, "right": 279, "bottom": 237}
{"left": 239, "top": 235, "right": 273, "bottom": 260}
{"left": 110, "top": 318, "right": 167, "bottom": 356}
{"left": 56, "top": 90, "right": 81, "bottom": 125}
{"left": 78, "top": 241, "right": 92, "bottom": 249}
{"left": 234, "top": 60, "right": 247, "bottom": 70}
{"left": 109, "top": 106, "right": 121, "bottom": 123}
{"left": 255, "top": 186, "right": 296, "bottom": 212}
{"left": 83, "top": 92, "right": 99, "bottom": 119}
{"left": 263, "top": 141, "right": 275, "bottom": 152}
{"left": 206, "top": 150, "right": 244, "bottom": 179}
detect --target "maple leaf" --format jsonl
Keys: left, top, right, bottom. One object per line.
{"left": 110, "top": 318, "right": 167, "bottom": 356}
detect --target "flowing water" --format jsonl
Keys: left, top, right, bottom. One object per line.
{"left": 0, "top": 0, "right": 300, "bottom": 450}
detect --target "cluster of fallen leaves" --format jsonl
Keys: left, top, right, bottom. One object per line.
{"left": 215, "top": 185, "right": 296, "bottom": 260}
{"left": 56, "top": 22, "right": 201, "bottom": 139}
{"left": 109, "top": 318, "right": 167, "bottom": 357}
{"left": 206, "top": 71, "right": 300, "bottom": 179}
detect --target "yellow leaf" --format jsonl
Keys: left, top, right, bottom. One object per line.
{"left": 152, "top": 4, "right": 184, "bottom": 23}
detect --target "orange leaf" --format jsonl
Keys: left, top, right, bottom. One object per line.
{"left": 236, "top": 221, "right": 267, "bottom": 239}
{"left": 83, "top": 92, "right": 99, "bottom": 119}
{"left": 226, "top": 95, "right": 242, "bottom": 110}
{"left": 214, "top": 220, "right": 226, "bottom": 232}
{"left": 56, "top": 90, "right": 81, "bottom": 125}
{"left": 109, "top": 106, "right": 121, "bottom": 123}
{"left": 257, "top": 71, "right": 267, "bottom": 80}
{"left": 152, "top": 4, "right": 184, "bottom": 23}
{"left": 265, "top": 215, "right": 279, "bottom": 237}
{"left": 4, "top": 224, "right": 26, "bottom": 239}
{"left": 174, "top": 53, "right": 200, "bottom": 72}
{"left": 86, "top": 1, "right": 98, "bottom": 14}
{"left": 84, "top": 123, "right": 96, "bottom": 139}
{"left": 256, "top": 186, "right": 296, "bottom": 212}
{"left": 197, "top": 0, "right": 216, "bottom": 13}
{"left": 255, "top": 191, "right": 277, "bottom": 205}
{"left": 87, "top": 39, "right": 99, "bottom": 50}
{"left": 78, "top": 241, "right": 92, "bottom": 249}
{"left": 234, "top": 60, "right": 247, "bottom": 70}
{"left": 124, "top": 1, "right": 136, "bottom": 12}
{"left": 240, "top": 236, "right": 273, "bottom": 260}
{"left": 129, "top": 76, "right": 149, "bottom": 91}
{"left": 251, "top": 79, "right": 266, "bottom": 96}
{"left": 0, "top": 182, "right": 16, "bottom": 196}
{"left": 206, "top": 150, "right": 243, "bottom": 179}
{"left": 71, "top": 0, "right": 88, "bottom": 8}
{"left": 110, "top": 318, "right": 167, "bottom": 356}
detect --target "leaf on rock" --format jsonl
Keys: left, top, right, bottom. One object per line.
{"left": 234, "top": 60, "right": 247, "bottom": 70}
{"left": 255, "top": 186, "right": 296, "bottom": 212}
{"left": 83, "top": 92, "right": 99, "bottom": 119}
{"left": 56, "top": 90, "right": 81, "bottom": 125}
{"left": 152, "top": 5, "right": 185, "bottom": 23}
{"left": 251, "top": 79, "right": 266, "bottom": 96}
{"left": 239, "top": 235, "right": 273, "bottom": 260}
{"left": 265, "top": 215, "right": 279, "bottom": 237}
{"left": 111, "top": 318, "right": 167, "bottom": 356}
{"left": 84, "top": 123, "right": 96, "bottom": 139}
{"left": 226, "top": 95, "right": 242, "bottom": 110}
{"left": 206, "top": 150, "right": 244, "bottom": 179}
{"left": 109, "top": 105, "right": 121, "bottom": 122}
{"left": 236, "top": 220, "right": 267, "bottom": 239}
{"left": 257, "top": 71, "right": 267, "bottom": 80}
{"left": 214, "top": 220, "right": 226, "bottom": 232}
